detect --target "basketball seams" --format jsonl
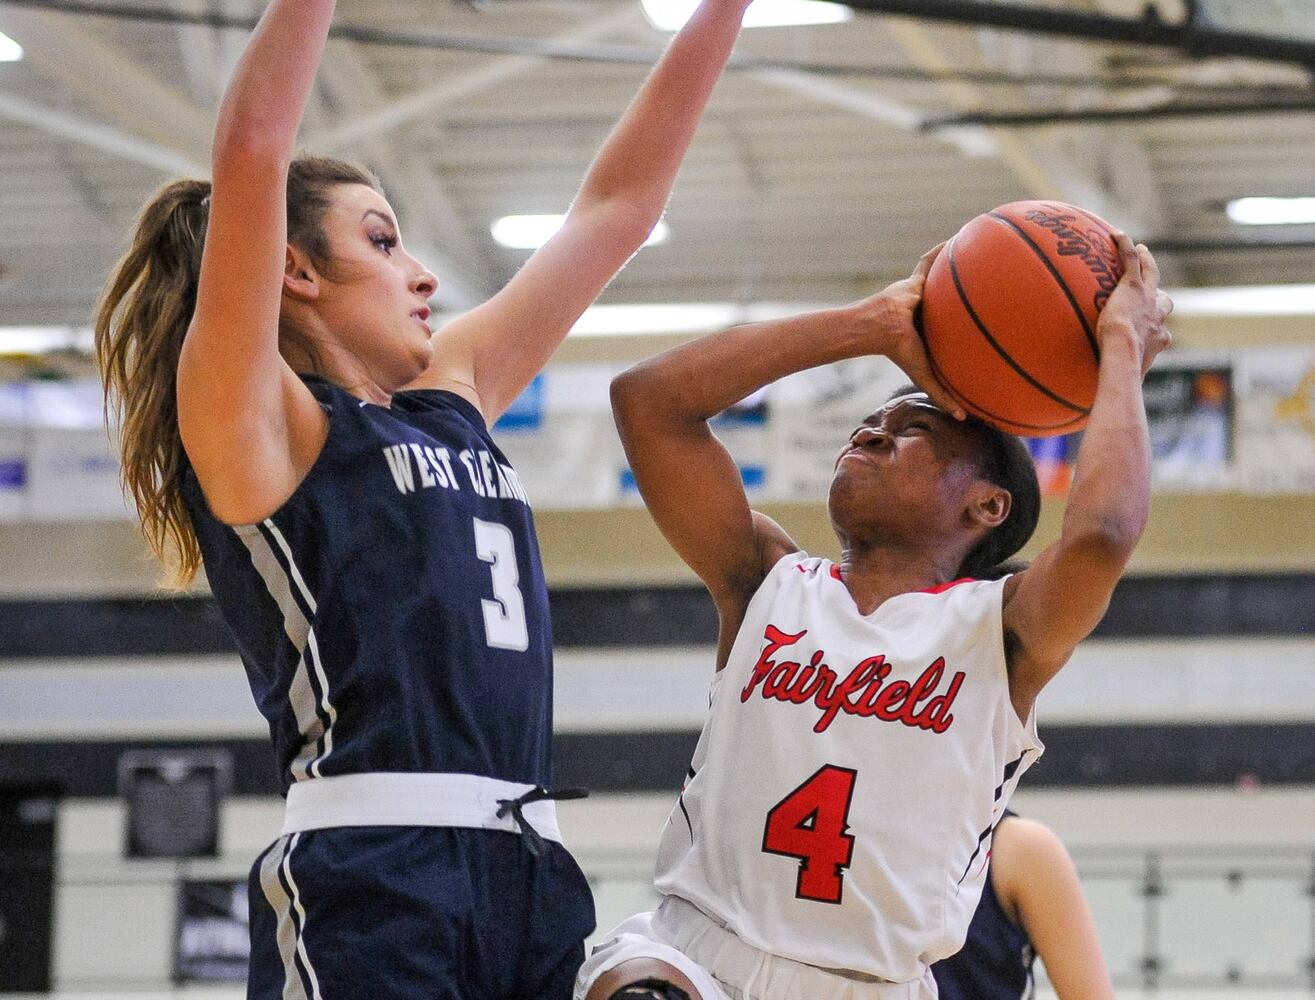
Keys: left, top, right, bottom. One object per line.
{"left": 986, "top": 211, "right": 1102, "bottom": 363}
{"left": 926, "top": 349, "right": 1087, "bottom": 436}
{"left": 1068, "top": 204, "right": 1118, "bottom": 240}
{"left": 945, "top": 239, "right": 1090, "bottom": 418}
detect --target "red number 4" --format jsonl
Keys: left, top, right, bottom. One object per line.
{"left": 761, "top": 764, "right": 858, "bottom": 904}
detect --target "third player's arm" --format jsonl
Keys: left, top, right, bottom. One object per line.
{"left": 993, "top": 819, "right": 1115, "bottom": 1000}
{"left": 1001, "top": 235, "right": 1173, "bottom": 716}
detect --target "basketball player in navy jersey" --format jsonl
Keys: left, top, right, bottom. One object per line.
{"left": 94, "top": 1, "right": 753, "bottom": 996}
{"left": 577, "top": 240, "right": 1171, "bottom": 1000}
{"left": 933, "top": 811, "right": 1114, "bottom": 1000}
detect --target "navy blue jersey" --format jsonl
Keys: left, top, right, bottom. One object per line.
{"left": 183, "top": 376, "right": 553, "bottom": 793}
{"left": 932, "top": 814, "right": 1036, "bottom": 1000}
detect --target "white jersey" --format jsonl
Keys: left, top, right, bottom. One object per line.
{"left": 654, "top": 552, "right": 1043, "bottom": 984}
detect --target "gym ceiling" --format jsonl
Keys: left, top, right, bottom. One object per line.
{"left": 0, "top": 0, "right": 1311, "bottom": 328}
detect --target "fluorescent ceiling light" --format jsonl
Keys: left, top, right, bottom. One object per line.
{"left": 642, "top": 0, "right": 851, "bottom": 31}
{"left": 570, "top": 303, "right": 740, "bottom": 336}
{"left": 0, "top": 326, "right": 93, "bottom": 354}
{"left": 1166, "top": 284, "right": 1315, "bottom": 317}
{"left": 1226, "top": 197, "right": 1315, "bottom": 226}
{"left": 8, "top": 284, "right": 1315, "bottom": 356}
{"left": 567, "top": 288, "right": 1315, "bottom": 335}
{"left": 0, "top": 31, "right": 22, "bottom": 62}
{"left": 491, "top": 214, "right": 669, "bottom": 250}
{"left": 1194, "top": 0, "right": 1315, "bottom": 45}
{"left": 567, "top": 301, "right": 833, "bottom": 337}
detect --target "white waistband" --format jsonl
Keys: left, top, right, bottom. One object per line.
{"left": 653, "top": 896, "right": 930, "bottom": 999}
{"left": 281, "top": 772, "right": 563, "bottom": 843}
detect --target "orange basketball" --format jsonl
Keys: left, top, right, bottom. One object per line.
{"left": 920, "top": 200, "right": 1123, "bottom": 437}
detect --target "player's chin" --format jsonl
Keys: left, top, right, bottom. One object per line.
{"left": 827, "top": 464, "right": 870, "bottom": 513}
{"left": 407, "top": 336, "right": 436, "bottom": 374}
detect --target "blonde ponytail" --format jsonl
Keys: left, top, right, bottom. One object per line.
{"left": 95, "top": 178, "right": 210, "bottom": 586}
{"left": 95, "top": 157, "right": 382, "bottom": 586}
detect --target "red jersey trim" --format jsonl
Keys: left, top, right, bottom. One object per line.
{"left": 921, "top": 577, "right": 976, "bottom": 595}
{"left": 826, "top": 563, "right": 976, "bottom": 594}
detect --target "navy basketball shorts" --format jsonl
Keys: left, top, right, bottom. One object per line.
{"left": 247, "top": 825, "right": 596, "bottom": 1000}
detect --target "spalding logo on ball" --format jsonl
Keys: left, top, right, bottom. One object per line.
{"left": 920, "top": 200, "right": 1124, "bottom": 437}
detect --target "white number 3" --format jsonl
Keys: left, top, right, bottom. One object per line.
{"left": 473, "top": 518, "right": 529, "bottom": 652}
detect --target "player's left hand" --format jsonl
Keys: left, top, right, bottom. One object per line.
{"left": 1097, "top": 233, "right": 1174, "bottom": 376}
{"left": 852, "top": 242, "right": 966, "bottom": 420}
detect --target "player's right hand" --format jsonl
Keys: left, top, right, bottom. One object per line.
{"left": 1097, "top": 233, "right": 1174, "bottom": 377}
{"left": 851, "top": 242, "right": 966, "bottom": 420}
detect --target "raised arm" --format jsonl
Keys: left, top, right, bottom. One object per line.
{"left": 991, "top": 818, "right": 1115, "bottom": 1000}
{"left": 1001, "top": 234, "right": 1173, "bottom": 715}
{"left": 176, "top": 0, "right": 333, "bottom": 523}
{"left": 614, "top": 251, "right": 962, "bottom": 662}
{"left": 416, "top": 0, "right": 752, "bottom": 422}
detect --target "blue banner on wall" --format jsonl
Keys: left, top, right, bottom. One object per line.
{"left": 493, "top": 374, "right": 546, "bottom": 432}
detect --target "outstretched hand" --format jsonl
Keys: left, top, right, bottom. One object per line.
{"left": 1098, "top": 233, "right": 1174, "bottom": 375}
{"left": 853, "top": 242, "right": 966, "bottom": 420}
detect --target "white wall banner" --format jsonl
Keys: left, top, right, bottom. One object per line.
{"left": 26, "top": 426, "right": 131, "bottom": 521}
{"left": 0, "top": 347, "right": 1311, "bottom": 521}
{"left": 0, "top": 381, "right": 28, "bottom": 427}
{"left": 27, "top": 380, "right": 106, "bottom": 430}
{"left": 768, "top": 356, "right": 910, "bottom": 501}
{"left": 495, "top": 366, "right": 625, "bottom": 509}
{"left": 501, "top": 410, "right": 625, "bottom": 509}
{"left": 1235, "top": 347, "right": 1315, "bottom": 495}
{"left": 710, "top": 389, "right": 772, "bottom": 499}
{"left": 0, "top": 427, "right": 27, "bottom": 522}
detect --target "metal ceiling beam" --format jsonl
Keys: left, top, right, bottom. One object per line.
{"left": 882, "top": 18, "right": 1185, "bottom": 280}
{"left": 0, "top": 6, "right": 211, "bottom": 164}
{"left": 1080, "top": 0, "right": 1173, "bottom": 265}
{"left": 0, "top": 89, "right": 204, "bottom": 174}
{"left": 840, "top": 0, "right": 1315, "bottom": 69}
{"left": 1146, "top": 236, "right": 1315, "bottom": 253}
{"left": 166, "top": 0, "right": 221, "bottom": 108}
{"left": 884, "top": 21, "right": 1124, "bottom": 214}
{"left": 316, "top": 40, "right": 497, "bottom": 310}
{"left": 923, "top": 97, "right": 1315, "bottom": 129}
{"left": 747, "top": 67, "right": 1000, "bottom": 159}
{"left": 307, "top": 8, "right": 639, "bottom": 153}
{"left": 4, "top": 0, "right": 1312, "bottom": 95}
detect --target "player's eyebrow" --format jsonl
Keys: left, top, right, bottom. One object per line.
{"left": 362, "top": 208, "right": 396, "bottom": 227}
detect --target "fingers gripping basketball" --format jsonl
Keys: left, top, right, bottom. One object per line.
{"left": 920, "top": 200, "right": 1125, "bottom": 437}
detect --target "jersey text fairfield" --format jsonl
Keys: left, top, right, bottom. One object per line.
{"left": 740, "top": 624, "right": 965, "bottom": 735}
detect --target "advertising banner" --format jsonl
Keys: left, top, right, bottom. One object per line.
{"left": 1027, "top": 433, "right": 1080, "bottom": 497}
{"left": 0, "top": 345, "right": 1309, "bottom": 518}
{"left": 1144, "top": 363, "right": 1235, "bottom": 492}
{"left": 25, "top": 426, "right": 129, "bottom": 521}
{"left": 0, "top": 384, "right": 29, "bottom": 522}
{"left": 711, "top": 388, "right": 771, "bottom": 499}
{"left": 495, "top": 367, "right": 623, "bottom": 509}
{"left": 1235, "top": 348, "right": 1315, "bottom": 494}
{"left": 173, "top": 878, "right": 249, "bottom": 983}
{"left": 768, "top": 356, "right": 910, "bottom": 501}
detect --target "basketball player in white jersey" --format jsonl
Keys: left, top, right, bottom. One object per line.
{"left": 576, "top": 235, "right": 1172, "bottom": 1000}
